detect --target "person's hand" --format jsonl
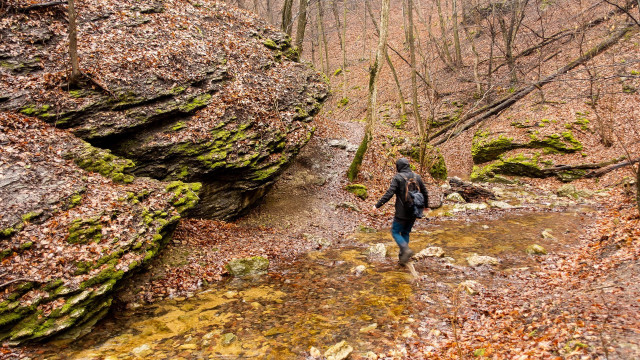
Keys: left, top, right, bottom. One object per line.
{"left": 372, "top": 205, "right": 377, "bottom": 211}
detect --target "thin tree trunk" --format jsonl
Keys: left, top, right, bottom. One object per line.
{"left": 332, "top": 0, "right": 343, "bottom": 50}
{"left": 435, "top": 0, "right": 454, "bottom": 66}
{"left": 318, "top": 0, "right": 330, "bottom": 74}
{"left": 347, "top": 0, "right": 390, "bottom": 181}
{"left": 463, "top": 25, "right": 482, "bottom": 94}
{"left": 407, "top": 0, "right": 426, "bottom": 139}
{"left": 295, "top": 0, "right": 308, "bottom": 55}
{"left": 366, "top": 3, "right": 407, "bottom": 116}
{"left": 342, "top": 3, "right": 348, "bottom": 98}
{"left": 267, "top": 0, "right": 273, "bottom": 24}
{"left": 317, "top": 13, "right": 325, "bottom": 72}
{"left": 362, "top": 0, "right": 368, "bottom": 58}
{"left": 68, "top": 0, "right": 80, "bottom": 86}
{"left": 281, "top": 0, "right": 294, "bottom": 35}
{"left": 452, "top": 0, "right": 463, "bottom": 66}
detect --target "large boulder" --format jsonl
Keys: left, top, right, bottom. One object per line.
{"left": 0, "top": 113, "right": 200, "bottom": 343}
{"left": 0, "top": 0, "right": 327, "bottom": 220}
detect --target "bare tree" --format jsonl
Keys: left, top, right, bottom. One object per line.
{"left": 407, "top": 0, "right": 426, "bottom": 140}
{"left": 282, "top": 0, "right": 294, "bottom": 35}
{"left": 498, "top": 0, "right": 529, "bottom": 85}
{"left": 295, "top": 0, "right": 309, "bottom": 55}
{"left": 452, "top": 0, "right": 463, "bottom": 66}
{"left": 68, "top": 0, "right": 81, "bottom": 86}
{"left": 318, "top": 0, "right": 330, "bottom": 74}
{"left": 347, "top": 0, "right": 390, "bottom": 181}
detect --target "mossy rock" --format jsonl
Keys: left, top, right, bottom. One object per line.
{"left": 225, "top": 256, "right": 269, "bottom": 277}
{"left": 345, "top": 184, "right": 368, "bottom": 200}
{"left": 400, "top": 144, "right": 448, "bottom": 181}
{"left": 472, "top": 130, "right": 582, "bottom": 164}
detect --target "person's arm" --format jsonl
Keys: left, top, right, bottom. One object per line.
{"left": 375, "top": 176, "right": 398, "bottom": 208}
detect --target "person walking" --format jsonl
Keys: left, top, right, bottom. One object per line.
{"left": 373, "top": 158, "right": 429, "bottom": 265}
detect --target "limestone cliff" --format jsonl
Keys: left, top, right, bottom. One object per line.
{"left": 0, "top": 0, "right": 328, "bottom": 219}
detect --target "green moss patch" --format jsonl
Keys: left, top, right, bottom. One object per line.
{"left": 71, "top": 144, "right": 135, "bottom": 183}
{"left": 165, "top": 181, "right": 202, "bottom": 214}
{"left": 472, "top": 130, "right": 582, "bottom": 164}
{"left": 346, "top": 184, "right": 368, "bottom": 200}
{"left": 67, "top": 217, "right": 103, "bottom": 244}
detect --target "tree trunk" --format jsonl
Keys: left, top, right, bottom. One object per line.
{"left": 366, "top": 2, "right": 407, "bottom": 117}
{"left": 435, "top": 0, "right": 454, "bottom": 67}
{"left": 295, "top": 0, "right": 308, "bottom": 55}
{"left": 332, "top": 0, "right": 343, "bottom": 50}
{"left": 281, "top": 0, "right": 294, "bottom": 35}
{"left": 319, "top": 0, "right": 330, "bottom": 74}
{"left": 267, "top": 0, "right": 273, "bottom": 24}
{"left": 317, "top": 12, "right": 325, "bottom": 73}
{"left": 407, "top": 0, "right": 426, "bottom": 139}
{"left": 68, "top": 0, "right": 81, "bottom": 86}
{"left": 452, "top": 0, "right": 463, "bottom": 66}
{"left": 347, "top": 0, "right": 390, "bottom": 181}
{"left": 342, "top": 3, "right": 348, "bottom": 98}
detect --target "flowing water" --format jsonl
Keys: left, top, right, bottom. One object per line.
{"left": 41, "top": 209, "right": 591, "bottom": 359}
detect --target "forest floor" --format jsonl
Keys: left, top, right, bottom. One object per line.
{"left": 12, "top": 105, "right": 633, "bottom": 359}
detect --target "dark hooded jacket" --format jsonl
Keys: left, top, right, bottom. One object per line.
{"left": 375, "top": 158, "right": 429, "bottom": 220}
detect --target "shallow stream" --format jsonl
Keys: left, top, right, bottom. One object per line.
{"left": 41, "top": 209, "right": 591, "bottom": 359}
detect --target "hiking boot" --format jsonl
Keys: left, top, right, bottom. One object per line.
{"left": 399, "top": 247, "right": 414, "bottom": 265}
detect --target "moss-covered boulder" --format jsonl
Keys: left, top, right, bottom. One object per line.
{"left": 0, "top": 0, "right": 327, "bottom": 220}
{"left": 472, "top": 130, "right": 582, "bottom": 164}
{"left": 345, "top": 184, "right": 368, "bottom": 200}
{"left": 0, "top": 113, "right": 200, "bottom": 343}
{"left": 225, "top": 256, "right": 270, "bottom": 277}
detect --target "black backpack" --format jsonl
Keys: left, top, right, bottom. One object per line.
{"left": 400, "top": 173, "right": 425, "bottom": 218}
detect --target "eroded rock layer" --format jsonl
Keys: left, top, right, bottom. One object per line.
{"left": 0, "top": 112, "right": 200, "bottom": 343}
{"left": 0, "top": 0, "right": 328, "bottom": 219}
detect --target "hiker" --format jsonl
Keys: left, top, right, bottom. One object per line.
{"left": 373, "top": 158, "right": 428, "bottom": 265}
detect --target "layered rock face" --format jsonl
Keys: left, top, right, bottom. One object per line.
{"left": 0, "top": 112, "right": 200, "bottom": 343}
{"left": 0, "top": 0, "right": 327, "bottom": 219}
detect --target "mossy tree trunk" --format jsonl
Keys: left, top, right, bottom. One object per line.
{"left": 68, "top": 0, "right": 81, "bottom": 86}
{"left": 347, "top": 0, "right": 390, "bottom": 181}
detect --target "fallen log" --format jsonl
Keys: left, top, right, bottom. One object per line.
{"left": 447, "top": 177, "right": 496, "bottom": 202}
{"left": 430, "top": 24, "right": 636, "bottom": 146}
{"left": 584, "top": 157, "right": 640, "bottom": 178}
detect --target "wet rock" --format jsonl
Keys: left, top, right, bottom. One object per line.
{"left": 466, "top": 253, "right": 499, "bottom": 266}
{"left": 364, "top": 351, "right": 378, "bottom": 359}
{"left": 488, "top": 200, "right": 513, "bottom": 209}
{"left": 179, "top": 344, "right": 198, "bottom": 350}
{"left": 324, "top": 340, "right": 353, "bottom": 360}
{"left": 446, "top": 192, "right": 466, "bottom": 203}
{"left": 359, "top": 323, "right": 377, "bottom": 333}
{"left": 556, "top": 184, "right": 592, "bottom": 199}
{"left": 304, "top": 233, "right": 332, "bottom": 248}
{"left": 225, "top": 256, "right": 269, "bottom": 277}
{"left": 541, "top": 229, "right": 556, "bottom": 240}
{"left": 310, "top": 346, "right": 322, "bottom": 357}
{"left": 414, "top": 246, "right": 445, "bottom": 259}
{"left": 452, "top": 203, "right": 488, "bottom": 212}
{"left": 132, "top": 344, "right": 152, "bottom": 357}
{"left": 526, "top": 244, "right": 548, "bottom": 255}
{"left": 351, "top": 265, "right": 367, "bottom": 277}
{"left": 221, "top": 333, "right": 237, "bottom": 346}
{"left": 460, "top": 280, "right": 481, "bottom": 295}
{"left": 328, "top": 139, "right": 348, "bottom": 149}
{"left": 358, "top": 225, "right": 377, "bottom": 233}
{"left": 366, "top": 243, "right": 387, "bottom": 260}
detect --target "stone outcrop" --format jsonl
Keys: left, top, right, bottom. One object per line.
{"left": 0, "top": 0, "right": 327, "bottom": 220}
{"left": 0, "top": 113, "right": 200, "bottom": 343}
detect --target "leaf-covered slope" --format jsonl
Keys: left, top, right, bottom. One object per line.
{"left": 0, "top": 112, "right": 200, "bottom": 343}
{"left": 0, "top": 0, "right": 328, "bottom": 219}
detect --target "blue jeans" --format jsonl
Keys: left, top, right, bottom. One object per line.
{"left": 391, "top": 219, "right": 415, "bottom": 248}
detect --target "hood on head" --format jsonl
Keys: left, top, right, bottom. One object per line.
{"left": 396, "top": 157, "right": 411, "bottom": 172}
